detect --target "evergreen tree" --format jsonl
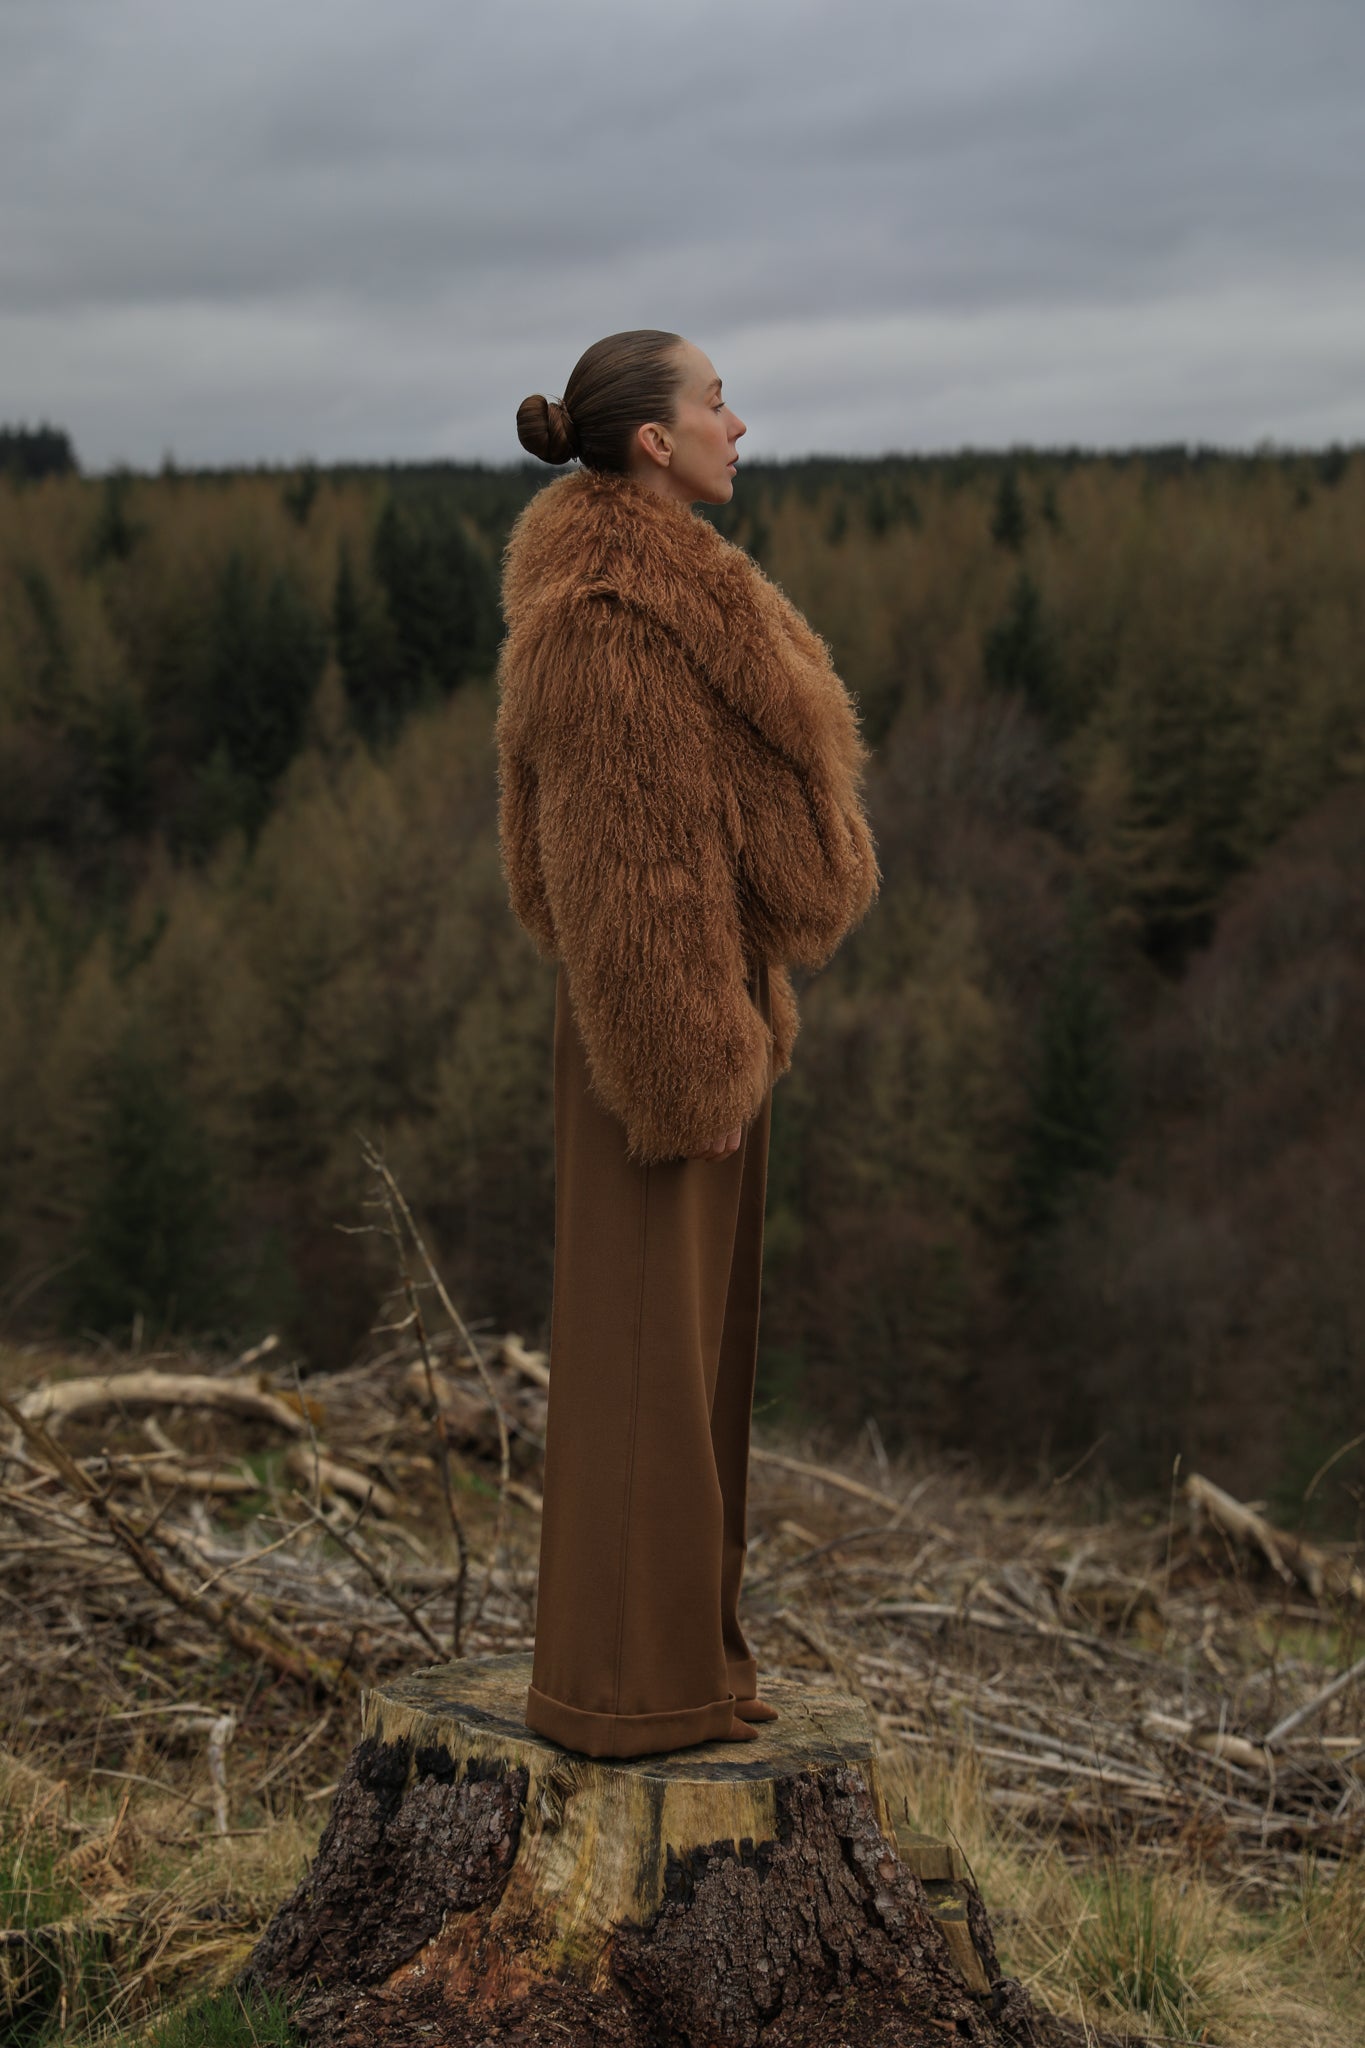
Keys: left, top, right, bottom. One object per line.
{"left": 282, "top": 461, "right": 320, "bottom": 527}
{"left": 371, "top": 491, "right": 499, "bottom": 713}
{"left": 88, "top": 469, "right": 140, "bottom": 564}
{"left": 744, "top": 513, "right": 772, "bottom": 564}
{"left": 333, "top": 540, "right": 402, "bottom": 744}
{"left": 983, "top": 569, "right": 1064, "bottom": 727}
{"left": 1317, "top": 444, "right": 1349, "bottom": 488}
{"left": 990, "top": 470, "right": 1028, "bottom": 550}
{"left": 1018, "top": 889, "right": 1122, "bottom": 1233}
{"left": 1093, "top": 626, "right": 1263, "bottom": 958}
{"left": 17, "top": 565, "right": 69, "bottom": 700}
{"left": 69, "top": 1040, "right": 231, "bottom": 1339}
{"left": 864, "top": 484, "right": 891, "bottom": 537}
{"left": 0, "top": 422, "right": 78, "bottom": 479}
{"left": 93, "top": 689, "right": 154, "bottom": 834}
{"left": 193, "top": 552, "right": 327, "bottom": 834}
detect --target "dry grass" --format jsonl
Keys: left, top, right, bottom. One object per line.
{"left": 2, "top": 1324, "right": 1362, "bottom": 2046}
{"left": 879, "top": 1733, "right": 1365, "bottom": 2047}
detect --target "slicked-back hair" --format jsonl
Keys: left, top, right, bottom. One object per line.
{"left": 517, "top": 330, "right": 685, "bottom": 474}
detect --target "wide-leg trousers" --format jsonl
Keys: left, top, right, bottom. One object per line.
{"left": 524, "top": 957, "right": 773, "bottom": 1759}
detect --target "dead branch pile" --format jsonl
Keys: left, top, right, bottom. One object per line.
{"left": 0, "top": 1331, "right": 548, "bottom": 1716}
{"left": 756, "top": 1473, "right": 1363, "bottom": 1898}
{"left": 2, "top": 1324, "right": 1362, "bottom": 1917}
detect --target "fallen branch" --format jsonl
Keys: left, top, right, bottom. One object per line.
{"left": 865, "top": 1597, "right": 1128, "bottom": 1659}
{"left": 1186, "top": 1471, "right": 1365, "bottom": 1604}
{"left": 750, "top": 1444, "right": 901, "bottom": 1516}
{"left": 1141, "top": 1711, "right": 1271, "bottom": 1774}
{"left": 402, "top": 1362, "right": 498, "bottom": 1445}
{"left": 98, "top": 1454, "right": 260, "bottom": 1499}
{"left": 13, "top": 1371, "right": 308, "bottom": 1443}
{"left": 0, "top": 1392, "right": 356, "bottom": 1698}
{"left": 497, "top": 1334, "right": 550, "bottom": 1389}
{"left": 283, "top": 1447, "right": 397, "bottom": 1519}
{"left": 1263, "top": 1650, "right": 1365, "bottom": 1751}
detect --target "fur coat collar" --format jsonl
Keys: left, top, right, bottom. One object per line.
{"left": 495, "top": 466, "right": 878, "bottom": 1164}
{"left": 500, "top": 468, "right": 870, "bottom": 798}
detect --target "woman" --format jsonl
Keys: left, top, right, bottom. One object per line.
{"left": 495, "top": 329, "right": 878, "bottom": 1758}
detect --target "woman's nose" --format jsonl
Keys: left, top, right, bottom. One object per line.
{"left": 732, "top": 414, "right": 747, "bottom": 440}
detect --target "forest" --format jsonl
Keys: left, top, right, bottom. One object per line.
{"left": 2, "top": 434, "right": 1363, "bottom": 1516}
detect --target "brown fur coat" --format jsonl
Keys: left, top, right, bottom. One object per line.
{"left": 494, "top": 467, "right": 879, "bottom": 1163}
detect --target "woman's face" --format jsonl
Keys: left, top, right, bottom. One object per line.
{"left": 633, "top": 340, "right": 746, "bottom": 505}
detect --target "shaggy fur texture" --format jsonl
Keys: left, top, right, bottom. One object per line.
{"left": 495, "top": 467, "right": 880, "bottom": 1163}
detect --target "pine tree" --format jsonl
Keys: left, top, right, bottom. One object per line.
{"left": 0, "top": 422, "right": 78, "bottom": 479}
{"left": 990, "top": 470, "right": 1028, "bottom": 550}
{"left": 282, "top": 461, "right": 320, "bottom": 527}
{"left": 17, "top": 566, "right": 69, "bottom": 701}
{"left": 193, "top": 552, "right": 326, "bottom": 834}
{"left": 864, "top": 484, "right": 890, "bottom": 537}
{"left": 1018, "top": 889, "right": 1123, "bottom": 1233}
{"left": 70, "top": 1041, "right": 231, "bottom": 1339}
{"left": 88, "top": 469, "right": 140, "bottom": 565}
{"left": 371, "top": 491, "right": 498, "bottom": 713}
{"left": 94, "top": 689, "right": 154, "bottom": 834}
{"left": 983, "top": 569, "right": 1064, "bottom": 727}
{"left": 334, "top": 541, "right": 402, "bottom": 745}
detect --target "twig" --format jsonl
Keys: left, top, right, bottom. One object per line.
{"left": 206, "top": 1711, "right": 236, "bottom": 1834}
{"left": 353, "top": 1136, "right": 480, "bottom": 1649}
{"left": 240, "top": 1708, "right": 336, "bottom": 1800}
{"left": 750, "top": 1443, "right": 902, "bottom": 1514}
{"left": 1263, "top": 1651, "right": 1365, "bottom": 1751}
{"left": 186, "top": 1518, "right": 316, "bottom": 1599}
{"left": 295, "top": 1494, "right": 447, "bottom": 1660}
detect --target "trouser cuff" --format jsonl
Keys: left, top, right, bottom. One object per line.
{"left": 524, "top": 1683, "right": 736, "bottom": 1759}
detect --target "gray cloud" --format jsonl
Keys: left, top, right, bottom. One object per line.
{"left": 3, "top": 0, "right": 1362, "bottom": 465}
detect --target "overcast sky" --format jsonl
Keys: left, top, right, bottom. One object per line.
{"left": 4, "top": 0, "right": 1362, "bottom": 469}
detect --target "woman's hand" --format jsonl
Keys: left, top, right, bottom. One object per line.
{"left": 690, "top": 1125, "right": 743, "bottom": 1162}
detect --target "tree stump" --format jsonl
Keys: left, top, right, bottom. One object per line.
{"left": 245, "top": 1652, "right": 1043, "bottom": 2048}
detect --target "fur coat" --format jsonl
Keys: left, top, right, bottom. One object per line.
{"left": 494, "top": 466, "right": 879, "bottom": 1164}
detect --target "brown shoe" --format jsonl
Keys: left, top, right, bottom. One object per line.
{"left": 717, "top": 1716, "right": 760, "bottom": 1741}
{"left": 733, "top": 1696, "right": 779, "bottom": 1722}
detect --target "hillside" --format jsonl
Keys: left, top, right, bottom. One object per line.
{"left": 1, "top": 446, "right": 1364, "bottom": 1509}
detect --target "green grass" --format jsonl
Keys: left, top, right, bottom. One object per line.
{"left": 1068, "top": 1859, "right": 1221, "bottom": 2038}
{"left": 131, "top": 1984, "right": 300, "bottom": 2048}
{"left": 1, "top": 1804, "right": 125, "bottom": 2045}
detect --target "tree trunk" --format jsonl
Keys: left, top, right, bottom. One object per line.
{"left": 245, "top": 1651, "right": 1045, "bottom": 2048}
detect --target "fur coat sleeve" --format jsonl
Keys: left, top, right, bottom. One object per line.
{"left": 495, "top": 469, "right": 879, "bottom": 1165}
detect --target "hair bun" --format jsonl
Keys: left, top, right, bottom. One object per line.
{"left": 516, "top": 393, "right": 578, "bottom": 466}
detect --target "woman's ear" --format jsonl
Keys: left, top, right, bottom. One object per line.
{"left": 635, "top": 420, "right": 673, "bottom": 469}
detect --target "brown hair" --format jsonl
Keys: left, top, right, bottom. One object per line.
{"left": 517, "top": 329, "right": 685, "bottom": 474}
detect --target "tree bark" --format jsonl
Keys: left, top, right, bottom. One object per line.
{"left": 245, "top": 1651, "right": 1046, "bottom": 2048}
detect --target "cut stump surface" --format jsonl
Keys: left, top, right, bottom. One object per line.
{"left": 246, "top": 1651, "right": 1044, "bottom": 2048}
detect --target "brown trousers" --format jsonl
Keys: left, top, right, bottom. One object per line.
{"left": 525, "top": 958, "right": 773, "bottom": 1759}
